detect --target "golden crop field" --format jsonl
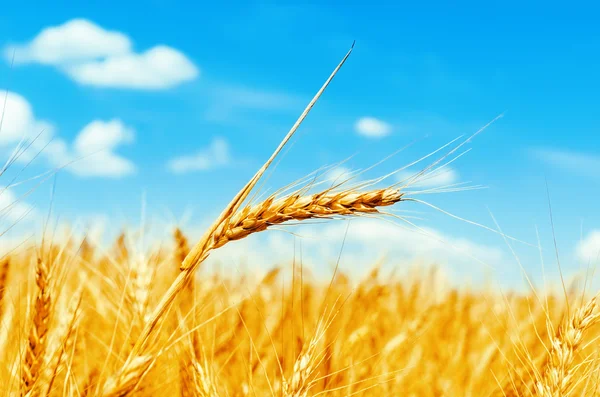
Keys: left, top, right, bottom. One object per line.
{"left": 1, "top": 228, "right": 598, "bottom": 397}
{"left": 1, "top": 46, "right": 598, "bottom": 397}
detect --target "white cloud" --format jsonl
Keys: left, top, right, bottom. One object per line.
{"left": 0, "top": 91, "right": 54, "bottom": 144}
{"left": 65, "top": 46, "right": 198, "bottom": 90}
{"left": 533, "top": 148, "right": 600, "bottom": 178}
{"left": 6, "top": 19, "right": 131, "bottom": 65}
{"left": 64, "top": 120, "right": 136, "bottom": 177}
{"left": 0, "top": 187, "right": 36, "bottom": 223}
{"left": 577, "top": 230, "right": 600, "bottom": 263}
{"left": 0, "top": 91, "right": 135, "bottom": 178}
{"left": 73, "top": 119, "right": 134, "bottom": 155}
{"left": 397, "top": 167, "right": 459, "bottom": 188}
{"left": 355, "top": 117, "right": 392, "bottom": 138}
{"left": 4, "top": 19, "right": 198, "bottom": 90}
{"left": 167, "top": 137, "right": 230, "bottom": 174}
{"left": 42, "top": 119, "right": 136, "bottom": 178}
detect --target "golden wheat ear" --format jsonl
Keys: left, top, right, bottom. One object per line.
{"left": 21, "top": 256, "right": 52, "bottom": 395}
{"left": 535, "top": 294, "right": 600, "bottom": 396}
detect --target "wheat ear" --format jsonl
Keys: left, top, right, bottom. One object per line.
{"left": 22, "top": 256, "right": 52, "bottom": 396}
{"left": 283, "top": 321, "right": 327, "bottom": 397}
{"left": 535, "top": 294, "right": 600, "bottom": 396}
{"left": 211, "top": 188, "right": 402, "bottom": 249}
{"left": 186, "top": 188, "right": 403, "bottom": 267}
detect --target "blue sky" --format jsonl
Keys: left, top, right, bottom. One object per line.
{"left": 0, "top": 2, "right": 599, "bottom": 288}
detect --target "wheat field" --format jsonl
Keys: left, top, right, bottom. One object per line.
{"left": 0, "top": 229, "right": 598, "bottom": 397}
{"left": 1, "top": 45, "right": 598, "bottom": 397}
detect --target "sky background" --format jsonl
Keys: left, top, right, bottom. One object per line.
{"left": 0, "top": 1, "right": 598, "bottom": 289}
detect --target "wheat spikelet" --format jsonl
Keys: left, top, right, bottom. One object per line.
{"left": 21, "top": 256, "right": 52, "bottom": 396}
{"left": 535, "top": 295, "right": 600, "bottom": 396}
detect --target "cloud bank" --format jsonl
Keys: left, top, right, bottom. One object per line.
{"left": 1, "top": 91, "right": 135, "bottom": 178}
